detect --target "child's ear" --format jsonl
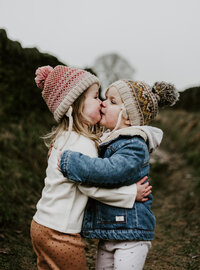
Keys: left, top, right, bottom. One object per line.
{"left": 125, "top": 119, "right": 131, "bottom": 125}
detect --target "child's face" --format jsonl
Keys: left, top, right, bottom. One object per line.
{"left": 82, "top": 83, "right": 102, "bottom": 125}
{"left": 100, "top": 86, "right": 129, "bottom": 130}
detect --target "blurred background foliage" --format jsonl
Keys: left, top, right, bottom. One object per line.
{"left": 174, "top": 86, "right": 200, "bottom": 111}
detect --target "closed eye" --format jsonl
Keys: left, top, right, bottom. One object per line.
{"left": 111, "top": 99, "right": 116, "bottom": 104}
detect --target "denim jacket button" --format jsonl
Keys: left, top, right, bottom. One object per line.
{"left": 84, "top": 231, "right": 89, "bottom": 236}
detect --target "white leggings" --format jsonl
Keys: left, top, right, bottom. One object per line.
{"left": 96, "top": 240, "right": 151, "bottom": 270}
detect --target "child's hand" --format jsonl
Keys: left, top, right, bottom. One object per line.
{"left": 136, "top": 176, "right": 152, "bottom": 202}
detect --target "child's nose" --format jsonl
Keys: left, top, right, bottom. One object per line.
{"left": 102, "top": 100, "right": 106, "bottom": 107}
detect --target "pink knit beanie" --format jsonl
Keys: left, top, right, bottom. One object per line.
{"left": 35, "top": 65, "right": 100, "bottom": 122}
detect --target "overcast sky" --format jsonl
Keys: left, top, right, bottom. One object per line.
{"left": 0, "top": 0, "right": 200, "bottom": 91}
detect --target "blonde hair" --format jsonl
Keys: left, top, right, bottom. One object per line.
{"left": 43, "top": 91, "right": 101, "bottom": 148}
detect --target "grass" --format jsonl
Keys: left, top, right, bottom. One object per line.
{"left": 0, "top": 113, "right": 54, "bottom": 227}
{"left": 152, "top": 109, "right": 200, "bottom": 197}
{"left": 0, "top": 113, "right": 53, "bottom": 269}
{"left": 0, "top": 228, "right": 37, "bottom": 270}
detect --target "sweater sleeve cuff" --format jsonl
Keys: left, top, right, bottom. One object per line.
{"left": 60, "top": 150, "right": 71, "bottom": 178}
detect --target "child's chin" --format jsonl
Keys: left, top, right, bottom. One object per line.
{"left": 99, "top": 118, "right": 104, "bottom": 125}
{"left": 99, "top": 121, "right": 109, "bottom": 129}
{"left": 92, "top": 116, "right": 101, "bottom": 125}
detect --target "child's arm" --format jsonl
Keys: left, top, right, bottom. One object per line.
{"left": 60, "top": 141, "right": 148, "bottom": 187}
{"left": 77, "top": 176, "right": 151, "bottom": 209}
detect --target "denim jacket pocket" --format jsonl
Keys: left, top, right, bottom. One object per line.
{"left": 135, "top": 203, "right": 155, "bottom": 230}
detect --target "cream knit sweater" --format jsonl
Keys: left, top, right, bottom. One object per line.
{"left": 33, "top": 131, "right": 137, "bottom": 234}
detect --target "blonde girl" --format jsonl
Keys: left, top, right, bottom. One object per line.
{"left": 31, "top": 65, "right": 150, "bottom": 270}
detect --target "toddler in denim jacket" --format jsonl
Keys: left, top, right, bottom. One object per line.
{"left": 59, "top": 80, "right": 179, "bottom": 270}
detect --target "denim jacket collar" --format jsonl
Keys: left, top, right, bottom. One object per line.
{"left": 100, "top": 126, "right": 163, "bottom": 153}
{"left": 100, "top": 126, "right": 147, "bottom": 146}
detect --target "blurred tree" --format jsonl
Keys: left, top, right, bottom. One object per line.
{"left": 92, "top": 53, "right": 135, "bottom": 98}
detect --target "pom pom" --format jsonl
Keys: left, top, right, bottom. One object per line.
{"left": 152, "top": 81, "right": 179, "bottom": 107}
{"left": 35, "top": 65, "right": 53, "bottom": 89}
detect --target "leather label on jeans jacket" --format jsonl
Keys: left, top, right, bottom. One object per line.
{"left": 115, "top": 216, "right": 125, "bottom": 222}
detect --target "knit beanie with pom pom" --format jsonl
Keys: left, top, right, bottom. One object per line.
{"left": 35, "top": 65, "right": 100, "bottom": 122}
{"left": 109, "top": 80, "right": 179, "bottom": 126}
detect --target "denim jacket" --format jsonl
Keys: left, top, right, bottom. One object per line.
{"left": 60, "top": 126, "right": 163, "bottom": 241}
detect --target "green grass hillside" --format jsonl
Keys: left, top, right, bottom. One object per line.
{"left": 0, "top": 29, "right": 63, "bottom": 229}
{"left": 0, "top": 29, "right": 64, "bottom": 122}
{"left": 155, "top": 109, "right": 200, "bottom": 174}
{"left": 151, "top": 109, "right": 200, "bottom": 206}
{"left": 174, "top": 86, "right": 200, "bottom": 111}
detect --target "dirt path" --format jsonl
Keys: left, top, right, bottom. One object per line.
{"left": 85, "top": 148, "right": 200, "bottom": 270}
